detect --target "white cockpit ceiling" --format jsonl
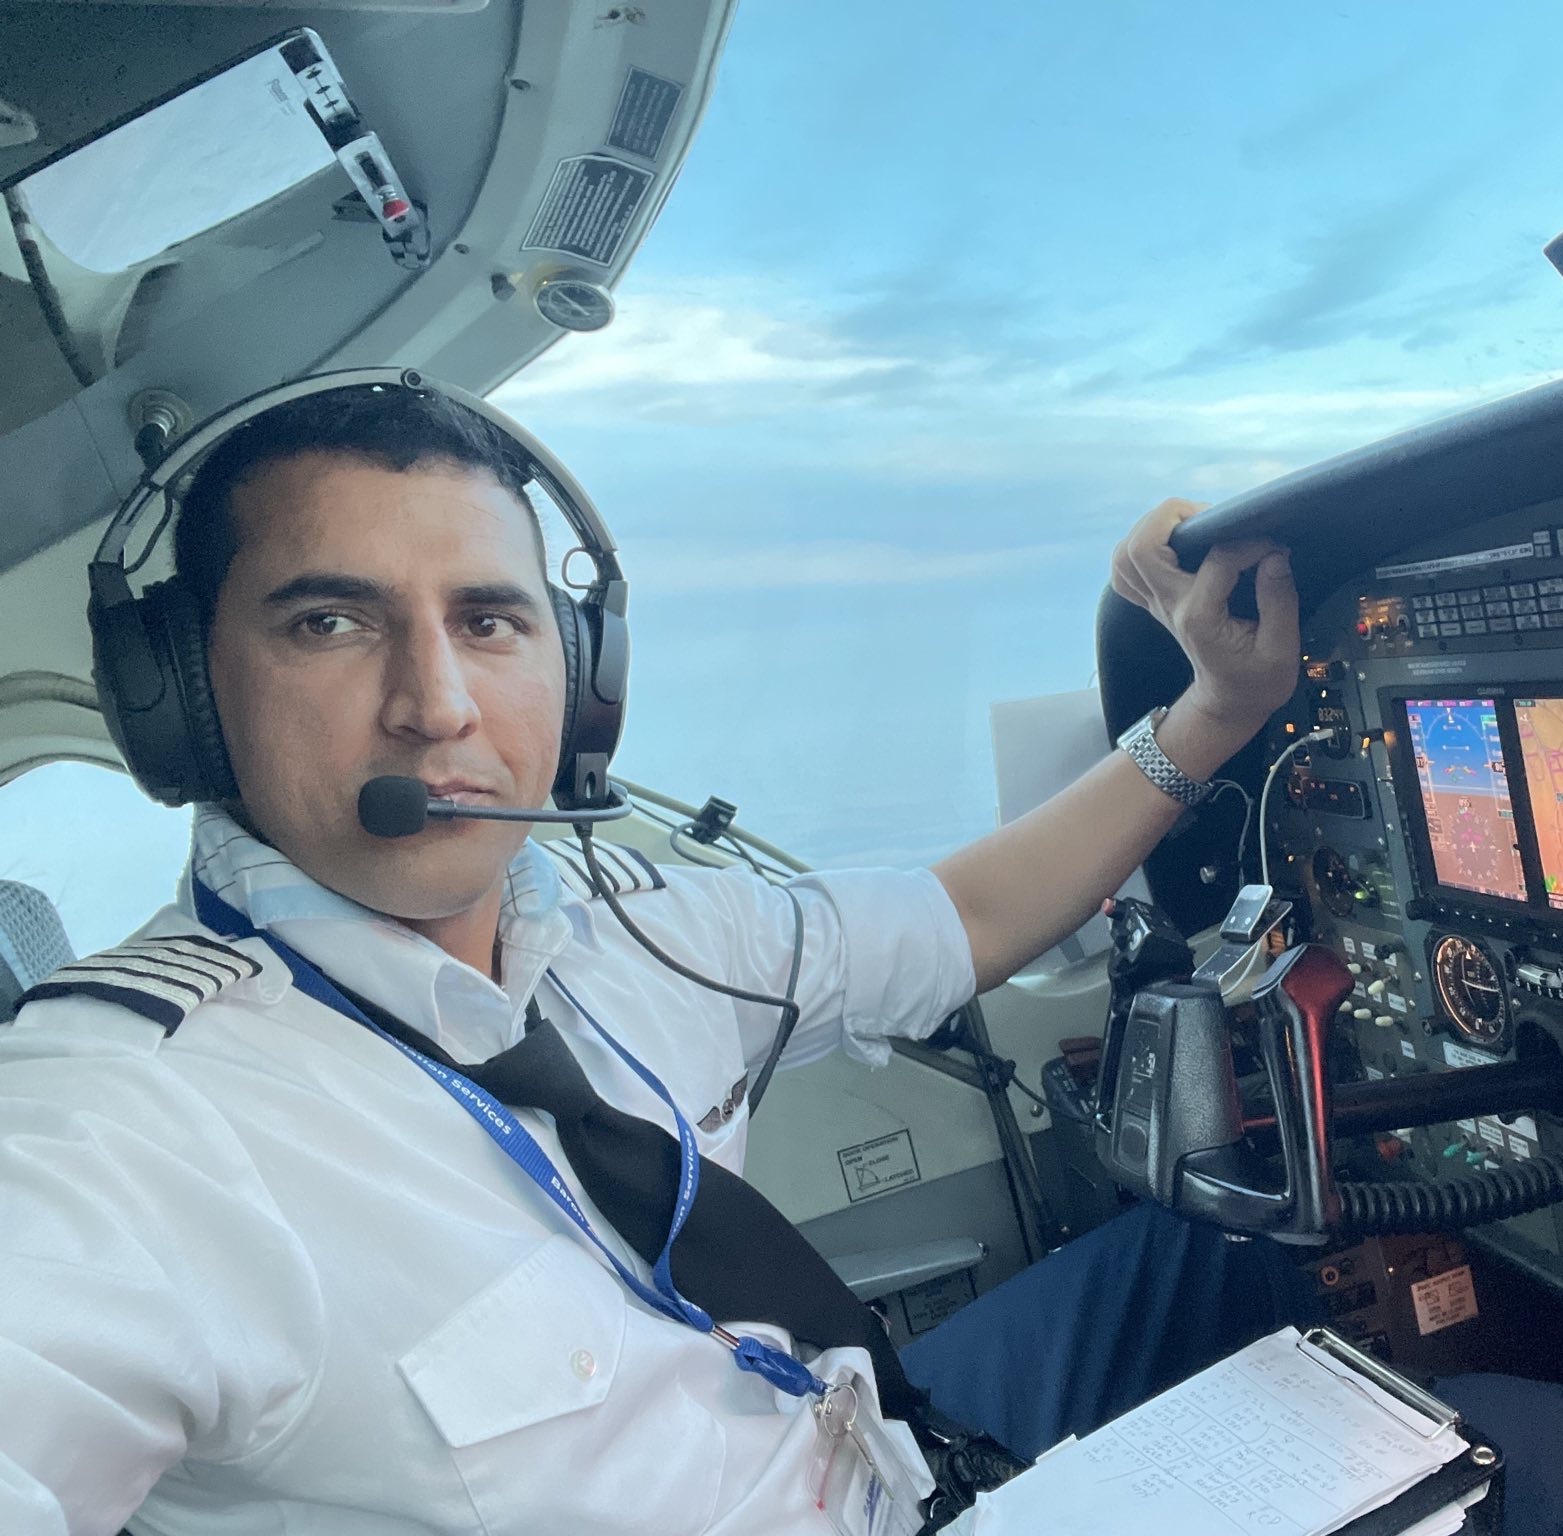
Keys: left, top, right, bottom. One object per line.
{"left": 0, "top": 0, "right": 735, "bottom": 780}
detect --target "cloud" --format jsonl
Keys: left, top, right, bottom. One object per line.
{"left": 1238, "top": 66, "right": 1403, "bottom": 168}
{"left": 625, "top": 536, "right": 1082, "bottom": 594}
{"left": 1161, "top": 166, "right": 1508, "bottom": 375}
{"left": 826, "top": 380, "right": 1521, "bottom": 494}
{"left": 494, "top": 289, "right": 907, "bottom": 412}
{"left": 493, "top": 279, "right": 1560, "bottom": 512}
{"left": 827, "top": 260, "right": 1104, "bottom": 370}
{"left": 1184, "top": 456, "right": 1299, "bottom": 496}
{"left": 494, "top": 279, "right": 1107, "bottom": 428}
{"left": 1119, "top": 384, "right": 1477, "bottom": 444}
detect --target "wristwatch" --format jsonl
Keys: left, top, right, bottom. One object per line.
{"left": 1115, "top": 707, "right": 1215, "bottom": 807}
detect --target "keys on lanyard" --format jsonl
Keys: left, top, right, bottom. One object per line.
{"left": 810, "top": 1376, "right": 928, "bottom": 1536}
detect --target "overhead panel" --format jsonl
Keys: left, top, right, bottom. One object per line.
{"left": 0, "top": 0, "right": 734, "bottom": 577}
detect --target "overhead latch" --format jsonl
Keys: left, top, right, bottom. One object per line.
{"left": 282, "top": 31, "right": 430, "bottom": 271}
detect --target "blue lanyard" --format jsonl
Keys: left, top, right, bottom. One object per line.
{"left": 193, "top": 881, "right": 826, "bottom": 1399}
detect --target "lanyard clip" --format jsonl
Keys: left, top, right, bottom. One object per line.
{"left": 714, "top": 1325, "right": 828, "bottom": 1399}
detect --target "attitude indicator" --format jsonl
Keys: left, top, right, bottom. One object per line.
{"left": 1406, "top": 698, "right": 1526, "bottom": 903}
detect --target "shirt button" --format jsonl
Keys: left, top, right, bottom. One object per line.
{"left": 571, "top": 1349, "right": 596, "bottom": 1381}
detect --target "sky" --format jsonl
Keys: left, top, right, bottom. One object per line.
{"left": 493, "top": 0, "right": 1563, "bottom": 863}
{"left": 11, "top": 0, "right": 1563, "bottom": 953}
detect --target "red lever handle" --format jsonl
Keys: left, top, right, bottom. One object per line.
{"left": 1252, "top": 945, "right": 1356, "bottom": 1233}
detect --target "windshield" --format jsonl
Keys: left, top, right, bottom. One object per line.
{"left": 499, "top": 0, "right": 1563, "bottom": 868}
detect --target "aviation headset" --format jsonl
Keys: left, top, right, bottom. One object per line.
{"left": 88, "top": 367, "right": 629, "bottom": 812}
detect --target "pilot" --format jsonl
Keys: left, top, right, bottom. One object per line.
{"left": 0, "top": 377, "right": 1555, "bottom": 1536}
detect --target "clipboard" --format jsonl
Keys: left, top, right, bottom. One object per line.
{"left": 972, "top": 1326, "right": 1506, "bottom": 1536}
{"left": 1303, "top": 1330, "right": 1505, "bottom": 1536}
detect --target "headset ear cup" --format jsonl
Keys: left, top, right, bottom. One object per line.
{"left": 90, "top": 585, "right": 163, "bottom": 796}
{"left": 143, "top": 580, "right": 238, "bottom": 803}
{"left": 549, "top": 583, "right": 586, "bottom": 801}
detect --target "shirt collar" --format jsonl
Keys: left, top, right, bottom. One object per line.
{"left": 183, "top": 806, "right": 591, "bottom": 1060}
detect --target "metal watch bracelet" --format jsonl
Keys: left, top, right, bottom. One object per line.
{"left": 1114, "top": 706, "right": 1215, "bottom": 807}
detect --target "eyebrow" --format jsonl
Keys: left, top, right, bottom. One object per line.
{"left": 262, "top": 573, "right": 542, "bottom": 612}
{"left": 263, "top": 573, "right": 388, "bottom": 607}
{"left": 450, "top": 582, "right": 543, "bottom": 613}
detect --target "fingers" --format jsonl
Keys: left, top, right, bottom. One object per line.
{"left": 1110, "top": 540, "right": 1152, "bottom": 607}
{"left": 1113, "top": 498, "right": 1209, "bottom": 611}
{"left": 1181, "top": 539, "right": 1287, "bottom": 634}
{"left": 1253, "top": 548, "right": 1300, "bottom": 661}
{"left": 1108, "top": 498, "right": 1300, "bottom": 727}
{"left": 1111, "top": 500, "right": 1291, "bottom": 645}
{"left": 1141, "top": 497, "right": 1207, "bottom": 537}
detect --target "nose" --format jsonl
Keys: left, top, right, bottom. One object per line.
{"left": 380, "top": 621, "right": 480, "bottom": 743}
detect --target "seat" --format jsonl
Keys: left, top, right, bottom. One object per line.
{"left": 829, "top": 1237, "right": 988, "bottom": 1302}
{"left": 0, "top": 880, "right": 74, "bottom": 1021}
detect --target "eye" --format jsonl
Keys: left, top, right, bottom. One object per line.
{"left": 461, "top": 612, "right": 528, "bottom": 640}
{"left": 296, "top": 611, "right": 363, "bottom": 637}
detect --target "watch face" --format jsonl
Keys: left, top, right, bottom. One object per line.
{"left": 534, "top": 278, "right": 616, "bottom": 332}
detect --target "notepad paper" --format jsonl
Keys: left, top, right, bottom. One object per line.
{"left": 967, "top": 1327, "right": 1475, "bottom": 1536}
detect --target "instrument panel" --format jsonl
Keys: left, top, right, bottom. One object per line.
{"left": 1270, "top": 502, "right": 1563, "bottom": 1288}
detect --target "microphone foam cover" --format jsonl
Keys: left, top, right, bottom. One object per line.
{"left": 358, "top": 776, "right": 430, "bottom": 838}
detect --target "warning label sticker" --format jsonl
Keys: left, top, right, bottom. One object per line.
{"left": 838, "top": 1129, "right": 921, "bottom": 1203}
{"left": 1444, "top": 1039, "right": 1502, "bottom": 1069}
{"left": 901, "top": 1269, "right": 976, "bottom": 1335}
{"left": 523, "top": 154, "right": 652, "bottom": 266}
{"left": 607, "top": 67, "right": 683, "bottom": 161}
{"left": 1411, "top": 1264, "right": 1479, "bottom": 1336}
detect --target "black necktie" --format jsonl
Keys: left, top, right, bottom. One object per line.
{"left": 343, "top": 986, "right": 927, "bottom": 1421}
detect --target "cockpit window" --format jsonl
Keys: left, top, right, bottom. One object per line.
{"left": 496, "top": 4, "right": 1563, "bottom": 869}
{"left": 0, "top": 762, "right": 191, "bottom": 955}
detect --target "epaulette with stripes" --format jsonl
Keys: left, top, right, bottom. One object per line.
{"left": 540, "top": 838, "right": 667, "bottom": 902}
{"left": 16, "top": 934, "right": 262, "bottom": 1035}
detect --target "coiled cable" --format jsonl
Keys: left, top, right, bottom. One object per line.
{"left": 1338, "top": 1154, "right": 1563, "bottom": 1234}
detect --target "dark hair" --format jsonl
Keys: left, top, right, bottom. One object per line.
{"left": 172, "top": 384, "right": 546, "bottom": 624}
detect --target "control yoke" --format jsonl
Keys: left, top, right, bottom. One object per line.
{"left": 1094, "top": 899, "right": 1563, "bottom": 1241}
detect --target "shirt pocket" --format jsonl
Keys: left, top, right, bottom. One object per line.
{"left": 398, "top": 1234, "right": 726, "bottom": 1535}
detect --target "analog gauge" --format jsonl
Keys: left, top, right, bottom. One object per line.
{"left": 1312, "top": 848, "right": 1358, "bottom": 919}
{"left": 1432, "top": 935, "right": 1509, "bottom": 1048}
{"left": 533, "top": 276, "right": 616, "bottom": 332}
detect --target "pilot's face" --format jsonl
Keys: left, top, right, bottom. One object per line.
{"left": 206, "top": 451, "right": 565, "bottom": 925}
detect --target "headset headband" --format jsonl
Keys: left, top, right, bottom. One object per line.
{"left": 91, "top": 366, "right": 623, "bottom": 586}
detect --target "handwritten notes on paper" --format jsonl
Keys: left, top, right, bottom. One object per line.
{"left": 974, "top": 1328, "right": 1468, "bottom": 1536}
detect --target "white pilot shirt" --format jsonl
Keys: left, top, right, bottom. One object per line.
{"left": 0, "top": 806, "right": 977, "bottom": 1536}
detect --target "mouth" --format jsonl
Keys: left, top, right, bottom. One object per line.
{"left": 421, "top": 781, "right": 496, "bottom": 804}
